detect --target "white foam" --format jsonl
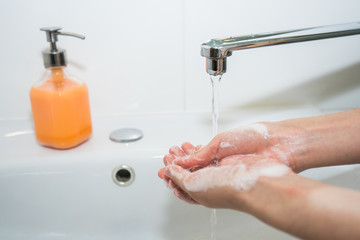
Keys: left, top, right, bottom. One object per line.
{"left": 242, "top": 123, "right": 270, "bottom": 139}
{"left": 181, "top": 162, "right": 289, "bottom": 192}
{"left": 257, "top": 165, "right": 290, "bottom": 178}
{"left": 219, "top": 142, "right": 233, "bottom": 148}
{"left": 267, "top": 147, "right": 290, "bottom": 165}
{"left": 169, "top": 146, "right": 182, "bottom": 155}
{"left": 167, "top": 123, "right": 292, "bottom": 193}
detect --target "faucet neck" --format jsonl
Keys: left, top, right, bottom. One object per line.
{"left": 201, "top": 22, "right": 360, "bottom": 75}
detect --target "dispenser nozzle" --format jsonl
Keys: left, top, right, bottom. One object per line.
{"left": 40, "top": 27, "right": 85, "bottom": 67}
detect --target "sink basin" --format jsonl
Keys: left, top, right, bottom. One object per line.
{"left": 0, "top": 107, "right": 358, "bottom": 239}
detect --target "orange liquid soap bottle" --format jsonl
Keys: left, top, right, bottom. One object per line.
{"left": 30, "top": 27, "right": 92, "bottom": 149}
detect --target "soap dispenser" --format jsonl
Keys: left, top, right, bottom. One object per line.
{"left": 30, "top": 27, "right": 92, "bottom": 149}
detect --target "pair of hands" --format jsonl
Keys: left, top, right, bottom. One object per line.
{"left": 158, "top": 123, "right": 294, "bottom": 209}
{"left": 158, "top": 109, "right": 360, "bottom": 240}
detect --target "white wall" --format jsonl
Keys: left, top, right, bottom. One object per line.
{"left": 1, "top": 0, "right": 360, "bottom": 120}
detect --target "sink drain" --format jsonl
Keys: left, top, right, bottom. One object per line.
{"left": 109, "top": 128, "right": 143, "bottom": 143}
{"left": 112, "top": 165, "right": 135, "bottom": 187}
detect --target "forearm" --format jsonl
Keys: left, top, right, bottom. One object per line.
{"left": 240, "top": 172, "right": 360, "bottom": 240}
{"left": 268, "top": 108, "right": 360, "bottom": 172}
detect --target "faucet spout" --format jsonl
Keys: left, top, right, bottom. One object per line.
{"left": 201, "top": 22, "right": 360, "bottom": 76}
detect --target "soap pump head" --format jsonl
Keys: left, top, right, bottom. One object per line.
{"left": 40, "top": 27, "right": 85, "bottom": 68}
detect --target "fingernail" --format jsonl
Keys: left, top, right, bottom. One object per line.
{"left": 169, "top": 146, "right": 181, "bottom": 155}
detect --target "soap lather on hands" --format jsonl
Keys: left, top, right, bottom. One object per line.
{"left": 158, "top": 123, "right": 292, "bottom": 208}
{"left": 158, "top": 109, "right": 360, "bottom": 240}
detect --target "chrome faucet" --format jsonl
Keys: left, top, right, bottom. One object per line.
{"left": 201, "top": 22, "right": 360, "bottom": 76}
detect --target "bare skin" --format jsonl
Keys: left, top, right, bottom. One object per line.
{"left": 158, "top": 108, "right": 360, "bottom": 240}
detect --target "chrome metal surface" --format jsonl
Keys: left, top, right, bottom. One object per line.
{"left": 40, "top": 27, "right": 85, "bottom": 67}
{"left": 112, "top": 165, "right": 136, "bottom": 187}
{"left": 206, "top": 58, "right": 227, "bottom": 76}
{"left": 109, "top": 128, "right": 144, "bottom": 143}
{"left": 201, "top": 22, "right": 360, "bottom": 75}
{"left": 42, "top": 49, "right": 67, "bottom": 67}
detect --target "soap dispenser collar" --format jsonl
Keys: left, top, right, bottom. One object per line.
{"left": 40, "top": 27, "right": 85, "bottom": 67}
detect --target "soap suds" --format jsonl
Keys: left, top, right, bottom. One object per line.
{"left": 166, "top": 123, "right": 296, "bottom": 193}
{"left": 245, "top": 123, "right": 270, "bottom": 139}
{"left": 219, "top": 142, "right": 233, "bottom": 149}
{"left": 168, "top": 161, "right": 289, "bottom": 192}
{"left": 266, "top": 147, "right": 290, "bottom": 166}
{"left": 263, "top": 131, "right": 308, "bottom": 167}
{"left": 230, "top": 123, "right": 270, "bottom": 139}
{"left": 169, "top": 146, "right": 183, "bottom": 156}
{"left": 224, "top": 123, "right": 270, "bottom": 140}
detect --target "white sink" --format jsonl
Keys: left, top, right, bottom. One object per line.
{"left": 0, "top": 107, "right": 358, "bottom": 239}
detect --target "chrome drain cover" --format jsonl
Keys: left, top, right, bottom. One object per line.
{"left": 109, "top": 128, "right": 143, "bottom": 143}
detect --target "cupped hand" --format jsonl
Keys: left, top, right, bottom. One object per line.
{"left": 158, "top": 122, "right": 308, "bottom": 207}
{"left": 172, "top": 123, "right": 277, "bottom": 169}
{"left": 158, "top": 143, "right": 290, "bottom": 209}
{"left": 170, "top": 122, "right": 308, "bottom": 171}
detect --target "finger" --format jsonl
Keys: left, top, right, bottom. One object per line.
{"left": 158, "top": 168, "right": 166, "bottom": 179}
{"left": 169, "top": 146, "right": 186, "bottom": 157}
{"left": 218, "top": 155, "right": 245, "bottom": 167}
{"left": 164, "top": 165, "right": 198, "bottom": 204}
{"left": 158, "top": 168, "right": 173, "bottom": 188}
{"left": 160, "top": 166, "right": 197, "bottom": 205}
{"left": 181, "top": 142, "right": 196, "bottom": 155}
{"left": 167, "top": 179, "right": 178, "bottom": 189}
{"left": 163, "top": 154, "right": 175, "bottom": 166}
{"left": 165, "top": 165, "right": 190, "bottom": 191}
{"left": 189, "top": 165, "right": 204, "bottom": 172}
{"left": 195, "top": 145, "right": 203, "bottom": 151}
{"left": 173, "top": 187, "right": 199, "bottom": 204}
{"left": 174, "top": 143, "right": 215, "bottom": 169}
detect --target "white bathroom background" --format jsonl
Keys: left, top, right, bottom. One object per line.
{"left": 1, "top": 0, "right": 360, "bottom": 120}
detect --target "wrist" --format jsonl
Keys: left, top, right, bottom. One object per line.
{"left": 241, "top": 172, "right": 314, "bottom": 232}
{"left": 264, "top": 121, "right": 313, "bottom": 172}
{"left": 266, "top": 109, "right": 360, "bottom": 172}
{"left": 243, "top": 169, "right": 360, "bottom": 240}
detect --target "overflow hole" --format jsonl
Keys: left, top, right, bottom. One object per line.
{"left": 112, "top": 165, "right": 135, "bottom": 187}
{"left": 116, "top": 169, "right": 131, "bottom": 182}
